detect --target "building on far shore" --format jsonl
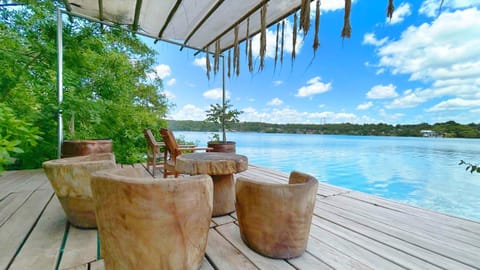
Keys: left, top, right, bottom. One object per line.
{"left": 420, "top": 130, "right": 439, "bottom": 137}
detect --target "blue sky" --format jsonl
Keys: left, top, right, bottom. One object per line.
{"left": 143, "top": 0, "right": 480, "bottom": 125}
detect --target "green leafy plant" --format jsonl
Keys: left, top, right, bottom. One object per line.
{"left": 459, "top": 160, "right": 480, "bottom": 174}
{"left": 0, "top": 103, "right": 41, "bottom": 173}
{"left": 205, "top": 100, "right": 242, "bottom": 142}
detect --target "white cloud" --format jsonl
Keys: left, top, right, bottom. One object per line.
{"left": 427, "top": 98, "right": 480, "bottom": 111}
{"left": 357, "top": 101, "right": 373, "bottom": 110}
{"left": 366, "top": 84, "right": 398, "bottom": 99}
{"left": 419, "top": 0, "right": 480, "bottom": 17}
{"left": 363, "top": 33, "right": 388, "bottom": 46}
{"left": 273, "top": 80, "right": 283, "bottom": 86}
{"left": 375, "top": 8, "right": 480, "bottom": 102}
{"left": 239, "top": 107, "right": 365, "bottom": 124}
{"left": 166, "top": 78, "right": 176, "bottom": 86}
{"left": 386, "top": 89, "right": 432, "bottom": 109}
{"left": 153, "top": 64, "right": 171, "bottom": 79}
{"left": 193, "top": 57, "right": 206, "bottom": 70}
{"left": 295, "top": 76, "right": 332, "bottom": 97}
{"left": 168, "top": 104, "right": 206, "bottom": 121}
{"left": 267, "top": 98, "right": 283, "bottom": 106}
{"left": 162, "top": 90, "right": 175, "bottom": 100}
{"left": 203, "top": 88, "right": 231, "bottom": 100}
{"left": 376, "top": 68, "right": 385, "bottom": 75}
{"left": 387, "top": 2, "right": 412, "bottom": 24}
{"left": 311, "top": 0, "right": 358, "bottom": 13}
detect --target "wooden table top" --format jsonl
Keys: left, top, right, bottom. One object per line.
{"left": 176, "top": 152, "right": 248, "bottom": 175}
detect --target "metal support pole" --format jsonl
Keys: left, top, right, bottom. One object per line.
{"left": 57, "top": 8, "right": 63, "bottom": 158}
{"left": 222, "top": 55, "right": 226, "bottom": 142}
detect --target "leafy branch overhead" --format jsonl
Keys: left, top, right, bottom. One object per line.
{"left": 459, "top": 160, "right": 480, "bottom": 174}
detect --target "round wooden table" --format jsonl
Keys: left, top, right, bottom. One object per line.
{"left": 176, "top": 152, "right": 248, "bottom": 216}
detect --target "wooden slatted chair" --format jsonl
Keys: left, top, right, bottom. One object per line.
{"left": 159, "top": 128, "right": 212, "bottom": 178}
{"left": 143, "top": 129, "right": 165, "bottom": 177}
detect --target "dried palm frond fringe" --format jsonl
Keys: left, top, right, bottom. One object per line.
{"left": 341, "top": 0, "right": 352, "bottom": 39}
{"left": 300, "top": 0, "right": 310, "bottom": 35}
{"left": 259, "top": 4, "right": 267, "bottom": 71}
{"left": 313, "top": 0, "right": 320, "bottom": 53}
{"left": 387, "top": 0, "right": 395, "bottom": 20}
{"left": 274, "top": 23, "right": 279, "bottom": 69}
{"left": 205, "top": 46, "right": 211, "bottom": 80}
{"left": 281, "top": 20, "right": 285, "bottom": 65}
{"left": 228, "top": 49, "right": 231, "bottom": 78}
{"left": 214, "top": 39, "right": 220, "bottom": 74}
{"left": 292, "top": 12, "right": 298, "bottom": 61}
{"left": 234, "top": 25, "right": 240, "bottom": 76}
{"left": 245, "top": 17, "right": 250, "bottom": 56}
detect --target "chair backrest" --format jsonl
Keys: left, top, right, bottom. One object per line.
{"left": 160, "top": 128, "right": 181, "bottom": 159}
{"left": 143, "top": 129, "right": 157, "bottom": 147}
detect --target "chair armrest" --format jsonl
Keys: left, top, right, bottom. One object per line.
{"left": 177, "top": 147, "right": 213, "bottom": 152}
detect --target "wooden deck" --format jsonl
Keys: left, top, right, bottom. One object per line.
{"left": 1, "top": 164, "right": 480, "bottom": 269}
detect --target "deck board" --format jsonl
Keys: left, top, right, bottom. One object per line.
{"left": 2, "top": 165, "right": 480, "bottom": 270}
{"left": 9, "top": 196, "right": 66, "bottom": 270}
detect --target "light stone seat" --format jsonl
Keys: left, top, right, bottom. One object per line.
{"left": 43, "top": 153, "right": 116, "bottom": 228}
{"left": 91, "top": 167, "right": 213, "bottom": 270}
{"left": 235, "top": 171, "right": 318, "bottom": 259}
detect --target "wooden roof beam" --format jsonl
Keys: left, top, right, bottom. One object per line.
{"left": 180, "top": 0, "right": 225, "bottom": 51}
{"left": 157, "top": 0, "right": 182, "bottom": 39}
{"left": 201, "top": 0, "right": 268, "bottom": 52}
{"left": 132, "top": 0, "right": 143, "bottom": 31}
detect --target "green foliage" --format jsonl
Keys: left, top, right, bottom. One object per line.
{"left": 459, "top": 160, "right": 480, "bottom": 174}
{"left": 205, "top": 100, "right": 242, "bottom": 142}
{"left": 0, "top": 103, "right": 41, "bottom": 173}
{"left": 169, "top": 120, "right": 480, "bottom": 138}
{"left": 1, "top": 2, "right": 170, "bottom": 168}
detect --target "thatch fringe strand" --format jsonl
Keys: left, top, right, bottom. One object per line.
{"left": 245, "top": 17, "right": 250, "bottom": 56}
{"left": 292, "top": 12, "right": 298, "bottom": 61}
{"left": 214, "top": 39, "right": 220, "bottom": 74}
{"left": 280, "top": 20, "right": 285, "bottom": 64}
{"left": 274, "top": 23, "right": 279, "bottom": 70}
{"left": 227, "top": 49, "right": 231, "bottom": 78}
{"left": 313, "top": 0, "right": 320, "bottom": 53}
{"left": 259, "top": 4, "right": 267, "bottom": 71}
{"left": 205, "top": 46, "right": 211, "bottom": 80}
{"left": 300, "top": 0, "right": 310, "bottom": 35}
{"left": 341, "top": 0, "right": 352, "bottom": 39}
{"left": 234, "top": 25, "right": 240, "bottom": 76}
{"left": 387, "top": 0, "right": 395, "bottom": 20}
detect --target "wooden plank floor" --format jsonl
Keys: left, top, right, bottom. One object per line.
{"left": 1, "top": 165, "right": 479, "bottom": 269}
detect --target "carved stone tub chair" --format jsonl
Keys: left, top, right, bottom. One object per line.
{"left": 235, "top": 171, "right": 318, "bottom": 259}
{"left": 42, "top": 153, "right": 116, "bottom": 228}
{"left": 90, "top": 167, "right": 213, "bottom": 270}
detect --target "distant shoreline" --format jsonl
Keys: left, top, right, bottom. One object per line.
{"left": 168, "top": 120, "right": 480, "bottom": 139}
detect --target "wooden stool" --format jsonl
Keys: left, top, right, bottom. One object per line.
{"left": 91, "top": 167, "right": 213, "bottom": 269}
{"left": 235, "top": 171, "right": 318, "bottom": 259}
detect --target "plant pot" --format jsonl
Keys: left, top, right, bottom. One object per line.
{"left": 207, "top": 141, "right": 236, "bottom": 153}
{"left": 42, "top": 153, "right": 117, "bottom": 228}
{"left": 61, "top": 139, "right": 112, "bottom": 158}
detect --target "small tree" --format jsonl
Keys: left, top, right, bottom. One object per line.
{"left": 205, "top": 100, "right": 242, "bottom": 142}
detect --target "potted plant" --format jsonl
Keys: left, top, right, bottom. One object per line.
{"left": 205, "top": 100, "right": 242, "bottom": 153}
{"left": 61, "top": 112, "right": 112, "bottom": 158}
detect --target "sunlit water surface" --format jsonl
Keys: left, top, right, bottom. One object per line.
{"left": 176, "top": 131, "right": 480, "bottom": 221}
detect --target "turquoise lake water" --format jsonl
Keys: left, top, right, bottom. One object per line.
{"left": 176, "top": 131, "right": 480, "bottom": 221}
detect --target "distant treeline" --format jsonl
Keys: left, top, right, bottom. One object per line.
{"left": 168, "top": 120, "right": 480, "bottom": 138}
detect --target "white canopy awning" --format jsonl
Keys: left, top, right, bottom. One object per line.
{"left": 64, "top": 0, "right": 310, "bottom": 53}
